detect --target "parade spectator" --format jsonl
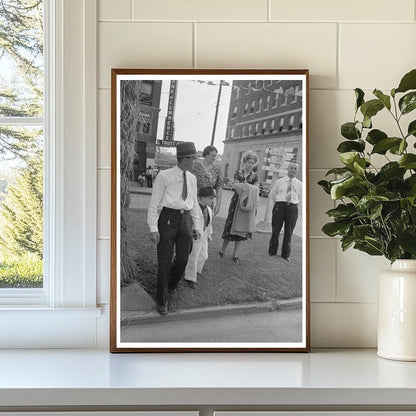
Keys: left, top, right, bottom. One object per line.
{"left": 266, "top": 161, "right": 302, "bottom": 261}
{"left": 145, "top": 166, "right": 153, "bottom": 188}
{"left": 191, "top": 145, "right": 223, "bottom": 216}
{"left": 147, "top": 142, "right": 201, "bottom": 315}
{"left": 137, "top": 172, "right": 145, "bottom": 187}
{"left": 184, "top": 186, "right": 215, "bottom": 288}
{"left": 219, "top": 151, "right": 259, "bottom": 263}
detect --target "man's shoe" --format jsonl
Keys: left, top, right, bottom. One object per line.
{"left": 158, "top": 302, "right": 168, "bottom": 315}
{"left": 282, "top": 256, "right": 291, "bottom": 262}
{"left": 185, "top": 280, "right": 196, "bottom": 289}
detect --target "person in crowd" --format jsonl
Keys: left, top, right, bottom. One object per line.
{"left": 137, "top": 172, "right": 145, "bottom": 187}
{"left": 267, "top": 161, "right": 302, "bottom": 261}
{"left": 145, "top": 166, "right": 153, "bottom": 188}
{"left": 147, "top": 142, "right": 201, "bottom": 315}
{"left": 183, "top": 186, "right": 215, "bottom": 289}
{"left": 219, "top": 151, "right": 259, "bottom": 263}
{"left": 191, "top": 145, "right": 223, "bottom": 216}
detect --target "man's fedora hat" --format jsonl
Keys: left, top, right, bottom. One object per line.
{"left": 176, "top": 141, "right": 197, "bottom": 158}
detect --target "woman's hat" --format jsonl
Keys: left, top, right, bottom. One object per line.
{"left": 176, "top": 141, "right": 197, "bottom": 157}
{"left": 199, "top": 186, "right": 216, "bottom": 198}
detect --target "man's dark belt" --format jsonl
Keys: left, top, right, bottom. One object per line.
{"left": 275, "top": 201, "right": 298, "bottom": 206}
{"left": 162, "top": 207, "right": 190, "bottom": 214}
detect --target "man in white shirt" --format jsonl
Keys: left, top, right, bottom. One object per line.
{"left": 267, "top": 161, "right": 302, "bottom": 261}
{"left": 147, "top": 141, "right": 201, "bottom": 315}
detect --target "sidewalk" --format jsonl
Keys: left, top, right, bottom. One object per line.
{"left": 121, "top": 279, "right": 302, "bottom": 326}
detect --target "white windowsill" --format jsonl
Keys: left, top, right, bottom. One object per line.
{"left": 0, "top": 349, "right": 415, "bottom": 410}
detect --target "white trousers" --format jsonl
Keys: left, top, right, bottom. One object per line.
{"left": 184, "top": 228, "right": 209, "bottom": 283}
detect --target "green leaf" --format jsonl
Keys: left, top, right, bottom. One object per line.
{"left": 318, "top": 180, "right": 331, "bottom": 194}
{"left": 399, "top": 92, "right": 416, "bottom": 115}
{"left": 363, "top": 115, "right": 372, "bottom": 129}
{"left": 389, "top": 139, "right": 408, "bottom": 155}
{"left": 360, "top": 99, "right": 384, "bottom": 119}
{"left": 395, "top": 69, "right": 416, "bottom": 94}
{"left": 341, "top": 122, "right": 360, "bottom": 140}
{"left": 322, "top": 221, "right": 351, "bottom": 237}
{"left": 369, "top": 203, "right": 383, "bottom": 219}
{"left": 341, "top": 235, "right": 355, "bottom": 251}
{"left": 378, "top": 162, "right": 406, "bottom": 181}
{"left": 330, "top": 175, "right": 365, "bottom": 200}
{"left": 398, "top": 227, "right": 416, "bottom": 255}
{"left": 399, "top": 154, "right": 416, "bottom": 169}
{"left": 354, "top": 241, "right": 383, "bottom": 256}
{"left": 325, "top": 167, "right": 351, "bottom": 176}
{"left": 326, "top": 203, "right": 357, "bottom": 219}
{"left": 408, "top": 120, "right": 416, "bottom": 138}
{"left": 373, "top": 89, "right": 391, "bottom": 110}
{"left": 371, "top": 137, "right": 402, "bottom": 154}
{"left": 366, "top": 129, "right": 388, "bottom": 145}
{"left": 337, "top": 140, "right": 365, "bottom": 153}
{"left": 355, "top": 88, "right": 365, "bottom": 110}
{"left": 339, "top": 152, "right": 360, "bottom": 167}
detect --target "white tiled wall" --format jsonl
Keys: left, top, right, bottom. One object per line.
{"left": 96, "top": 0, "right": 416, "bottom": 347}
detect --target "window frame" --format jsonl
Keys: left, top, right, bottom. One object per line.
{"left": 0, "top": 0, "right": 100, "bottom": 348}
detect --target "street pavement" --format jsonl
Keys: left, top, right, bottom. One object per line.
{"left": 121, "top": 306, "right": 302, "bottom": 343}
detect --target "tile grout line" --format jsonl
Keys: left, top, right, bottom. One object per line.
{"left": 336, "top": 22, "right": 340, "bottom": 90}
{"left": 267, "top": 0, "right": 271, "bottom": 22}
{"left": 193, "top": 22, "right": 197, "bottom": 69}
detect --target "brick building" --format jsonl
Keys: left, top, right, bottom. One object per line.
{"left": 130, "top": 80, "right": 162, "bottom": 179}
{"left": 222, "top": 79, "right": 303, "bottom": 187}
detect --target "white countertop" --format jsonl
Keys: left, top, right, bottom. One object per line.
{"left": 1, "top": 349, "right": 416, "bottom": 408}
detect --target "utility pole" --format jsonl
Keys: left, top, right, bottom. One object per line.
{"left": 211, "top": 81, "right": 223, "bottom": 146}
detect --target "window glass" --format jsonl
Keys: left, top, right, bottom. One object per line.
{"left": 0, "top": 0, "right": 44, "bottom": 289}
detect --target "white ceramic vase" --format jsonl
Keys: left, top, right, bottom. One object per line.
{"left": 378, "top": 259, "right": 416, "bottom": 361}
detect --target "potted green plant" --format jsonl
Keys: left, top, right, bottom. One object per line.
{"left": 319, "top": 68, "right": 416, "bottom": 361}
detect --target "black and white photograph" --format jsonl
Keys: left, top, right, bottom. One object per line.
{"left": 110, "top": 69, "right": 309, "bottom": 352}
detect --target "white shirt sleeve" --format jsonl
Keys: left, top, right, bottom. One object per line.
{"left": 147, "top": 172, "right": 166, "bottom": 233}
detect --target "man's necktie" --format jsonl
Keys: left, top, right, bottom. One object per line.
{"left": 286, "top": 178, "right": 292, "bottom": 202}
{"left": 182, "top": 171, "right": 187, "bottom": 200}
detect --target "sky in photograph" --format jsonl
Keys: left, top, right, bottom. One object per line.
{"left": 156, "top": 80, "right": 232, "bottom": 154}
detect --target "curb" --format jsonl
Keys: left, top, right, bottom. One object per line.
{"left": 121, "top": 297, "right": 302, "bottom": 327}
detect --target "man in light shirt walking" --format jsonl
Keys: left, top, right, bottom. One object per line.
{"left": 267, "top": 161, "right": 302, "bottom": 261}
{"left": 147, "top": 142, "right": 201, "bottom": 315}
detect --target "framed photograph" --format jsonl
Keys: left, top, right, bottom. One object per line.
{"left": 110, "top": 69, "right": 310, "bottom": 352}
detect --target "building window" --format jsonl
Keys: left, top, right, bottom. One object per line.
{"left": 272, "top": 92, "right": 279, "bottom": 108}
{"left": 288, "top": 115, "right": 295, "bottom": 130}
{"left": 243, "top": 102, "right": 249, "bottom": 116}
{"left": 279, "top": 117, "right": 285, "bottom": 132}
{"left": 254, "top": 122, "right": 259, "bottom": 135}
{"left": 250, "top": 100, "right": 255, "bottom": 113}
{"left": 270, "top": 119, "right": 275, "bottom": 133}
{"left": 291, "top": 85, "right": 300, "bottom": 103}
{"left": 248, "top": 124, "right": 252, "bottom": 136}
{"left": 262, "top": 121, "right": 266, "bottom": 135}
{"left": 265, "top": 95, "right": 270, "bottom": 110}
{"left": 232, "top": 106, "right": 238, "bottom": 118}
{"left": 230, "top": 127, "right": 235, "bottom": 138}
{"left": 257, "top": 98, "right": 262, "bottom": 112}
{"left": 299, "top": 113, "right": 303, "bottom": 129}
{"left": 282, "top": 89, "right": 289, "bottom": 106}
{"left": 234, "top": 85, "right": 240, "bottom": 100}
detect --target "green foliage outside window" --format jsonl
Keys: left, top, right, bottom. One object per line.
{"left": 0, "top": 0, "right": 44, "bottom": 288}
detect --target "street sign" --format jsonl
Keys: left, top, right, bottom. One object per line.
{"left": 157, "top": 140, "right": 178, "bottom": 147}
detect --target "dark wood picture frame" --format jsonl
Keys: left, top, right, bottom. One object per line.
{"left": 110, "top": 69, "right": 310, "bottom": 352}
